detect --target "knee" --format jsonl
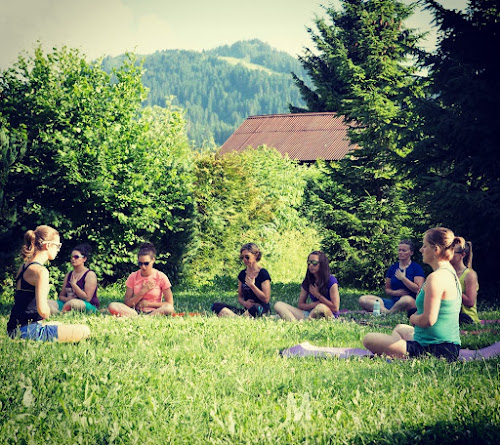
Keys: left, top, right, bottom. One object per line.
{"left": 314, "top": 303, "right": 332, "bottom": 316}
{"left": 273, "top": 301, "right": 285, "bottom": 313}
{"left": 163, "top": 304, "right": 174, "bottom": 315}
{"left": 362, "top": 333, "right": 377, "bottom": 350}
{"left": 108, "top": 302, "right": 120, "bottom": 315}
{"left": 359, "top": 295, "right": 370, "bottom": 305}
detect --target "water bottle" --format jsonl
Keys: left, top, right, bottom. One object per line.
{"left": 373, "top": 299, "right": 381, "bottom": 316}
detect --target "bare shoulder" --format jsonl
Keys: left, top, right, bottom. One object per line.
{"left": 465, "top": 269, "right": 478, "bottom": 282}
{"left": 427, "top": 268, "right": 455, "bottom": 285}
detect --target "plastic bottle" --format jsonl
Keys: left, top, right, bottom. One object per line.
{"left": 373, "top": 299, "right": 381, "bottom": 316}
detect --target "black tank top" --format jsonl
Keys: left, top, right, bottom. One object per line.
{"left": 7, "top": 262, "right": 43, "bottom": 335}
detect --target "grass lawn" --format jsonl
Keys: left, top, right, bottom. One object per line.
{"left": 1, "top": 281, "right": 499, "bottom": 444}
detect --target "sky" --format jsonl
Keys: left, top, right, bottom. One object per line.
{"left": 0, "top": 0, "right": 468, "bottom": 70}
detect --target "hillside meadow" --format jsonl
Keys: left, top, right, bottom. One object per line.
{"left": 1, "top": 282, "right": 499, "bottom": 444}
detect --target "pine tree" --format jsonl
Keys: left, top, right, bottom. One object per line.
{"left": 410, "top": 0, "right": 500, "bottom": 298}
{"left": 291, "top": 0, "right": 426, "bottom": 288}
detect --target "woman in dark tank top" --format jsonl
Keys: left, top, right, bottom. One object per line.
{"left": 7, "top": 225, "right": 91, "bottom": 342}
{"left": 48, "top": 243, "right": 99, "bottom": 314}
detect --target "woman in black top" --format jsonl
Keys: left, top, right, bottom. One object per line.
{"left": 7, "top": 225, "right": 90, "bottom": 342}
{"left": 211, "top": 243, "right": 271, "bottom": 317}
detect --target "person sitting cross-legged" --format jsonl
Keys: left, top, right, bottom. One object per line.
{"left": 274, "top": 251, "right": 340, "bottom": 321}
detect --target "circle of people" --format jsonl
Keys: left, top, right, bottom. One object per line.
{"left": 8, "top": 225, "right": 479, "bottom": 362}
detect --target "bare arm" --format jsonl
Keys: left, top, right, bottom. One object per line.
{"left": 409, "top": 274, "right": 442, "bottom": 327}
{"left": 297, "top": 286, "right": 318, "bottom": 311}
{"left": 395, "top": 268, "right": 424, "bottom": 295}
{"left": 244, "top": 273, "right": 271, "bottom": 304}
{"left": 35, "top": 268, "right": 52, "bottom": 319}
{"left": 69, "top": 271, "right": 97, "bottom": 302}
{"left": 462, "top": 270, "right": 478, "bottom": 308}
{"left": 384, "top": 278, "right": 406, "bottom": 297}
{"left": 237, "top": 281, "right": 253, "bottom": 309}
{"left": 137, "top": 287, "right": 174, "bottom": 309}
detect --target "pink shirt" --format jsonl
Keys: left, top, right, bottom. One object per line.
{"left": 125, "top": 269, "right": 171, "bottom": 311}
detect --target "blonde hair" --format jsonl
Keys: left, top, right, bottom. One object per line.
{"left": 21, "top": 225, "right": 59, "bottom": 260}
{"left": 455, "top": 237, "right": 473, "bottom": 269}
{"left": 425, "top": 227, "right": 462, "bottom": 262}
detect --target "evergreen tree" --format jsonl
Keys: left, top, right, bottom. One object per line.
{"left": 291, "top": 0, "right": 426, "bottom": 288}
{"left": 410, "top": 0, "right": 500, "bottom": 298}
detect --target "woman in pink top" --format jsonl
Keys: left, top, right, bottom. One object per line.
{"left": 108, "top": 243, "right": 174, "bottom": 317}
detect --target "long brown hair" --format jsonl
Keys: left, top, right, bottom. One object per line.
{"left": 303, "top": 251, "right": 331, "bottom": 298}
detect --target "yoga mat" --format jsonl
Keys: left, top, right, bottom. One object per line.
{"left": 280, "top": 341, "right": 500, "bottom": 361}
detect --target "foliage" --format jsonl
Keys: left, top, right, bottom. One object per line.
{"left": 102, "top": 40, "right": 308, "bottom": 147}
{"left": 0, "top": 46, "right": 195, "bottom": 283}
{"left": 303, "top": 161, "right": 420, "bottom": 289}
{"left": 188, "top": 147, "right": 319, "bottom": 283}
{"left": 408, "top": 0, "right": 500, "bottom": 300}
{"left": 290, "top": 0, "right": 427, "bottom": 289}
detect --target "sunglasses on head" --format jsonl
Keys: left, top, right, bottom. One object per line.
{"left": 138, "top": 261, "right": 151, "bottom": 267}
{"left": 307, "top": 260, "right": 319, "bottom": 266}
{"left": 71, "top": 255, "right": 85, "bottom": 260}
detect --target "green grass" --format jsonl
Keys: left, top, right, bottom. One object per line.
{"left": 1, "top": 282, "right": 500, "bottom": 444}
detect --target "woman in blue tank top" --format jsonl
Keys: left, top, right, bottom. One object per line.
{"left": 362, "top": 227, "right": 462, "bottom": 362}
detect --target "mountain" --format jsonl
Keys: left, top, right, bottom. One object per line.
{"left": 102, "top": 40, "right": 308, "bottom": 147}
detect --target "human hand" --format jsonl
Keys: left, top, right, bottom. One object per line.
{"left": 244, "top": 299, "right": 255, "bottom": 309}
{"left": 395, "top": 268, "right": 406, "bottom": 280}
{"left": 140, "top": 279, "right": 156, "bottom": 294}
{"left": 245, "top": 275, "right": 256, "bottom": 287}
{"left": 136, "top": 299, "right": 149, "bottom": 310}
{"left": 309, "top": 284, "right": 320, "bottom": 298}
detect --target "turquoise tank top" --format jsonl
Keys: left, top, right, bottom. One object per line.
{"left": 413, "top": 267, "right": 461, "bottom": 346}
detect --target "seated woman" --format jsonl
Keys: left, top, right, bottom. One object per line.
{"left": 108, "top": 243, "right": 174, "bottom": 317}
{"left": 274, "top": 251, "right": 340, "bottom": 321}
{"left": 359, "top": 240, "right": 425, "bottom": 314}
{"left": 362, "top": 227, "right": 462, "bottom": 362}
{"left": 450, "top": 239, "right": 480, "bottom": 324}
{"left": 211, "top": 243, "right": 271, "bottom": 318}
{"left": 7, "top": 225, "right": 91, "bottom": 342}
{"left": 48, "top": 243, "right": 99, "bottom": 314}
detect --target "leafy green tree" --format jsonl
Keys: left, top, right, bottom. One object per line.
{"left": 0, "top": 46, "right": 195, "bottom": 282}
{"left": 291, "top": 0, "right": 426, "bottom": 288}
{"left": 189, "top": 147, "right": 318, "bottom": 283}
{"left": 409, "top": 0, "right": 500, "bottom": 298}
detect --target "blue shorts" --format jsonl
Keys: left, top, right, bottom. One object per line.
{"left": 382, "top": 297, "right": 399, "bottom": 310}
{"left": 57, "top": 300, "right": 98, "bottom": 312}
{"left": 13, "top": 322, "right": 59, "bottom": 341}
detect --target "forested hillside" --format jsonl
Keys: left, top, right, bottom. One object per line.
{"left": 102, "top": 40, "right": 308, "bottom": 147}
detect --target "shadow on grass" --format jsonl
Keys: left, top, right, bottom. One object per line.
{"left": 350, "top": 419, "right": 499, "bottom": 445}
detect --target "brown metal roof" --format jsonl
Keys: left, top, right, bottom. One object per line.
{"left": 218, "top": 112, "right": 358, "bottom": 161}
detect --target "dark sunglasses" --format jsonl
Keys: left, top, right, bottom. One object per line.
{"left": 307, "top": 260, "right": 319, "bottom": 266}
{"left": 240, "top": 255, "right": 251, "bottom": 260}
{"left": 138, "top": 261, "right": 151, "bottom": 267}
{"left": 71, "top": 255, "right": 85, "bottom": 260}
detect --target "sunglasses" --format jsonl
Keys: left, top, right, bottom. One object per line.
{"left": 138, "top": 261, "right": 151, "bottom": 267}
{"left": 240, "top": 255, "right": 251, "bottom": 260}
{"left": 42, "top": 241, "right": 62, "bottom": 250}
{"left": 71, "top": 255, "right": 85, "bottom": 260}
{"left": 307, "top": 260, "right": 319, "bottom": 266}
